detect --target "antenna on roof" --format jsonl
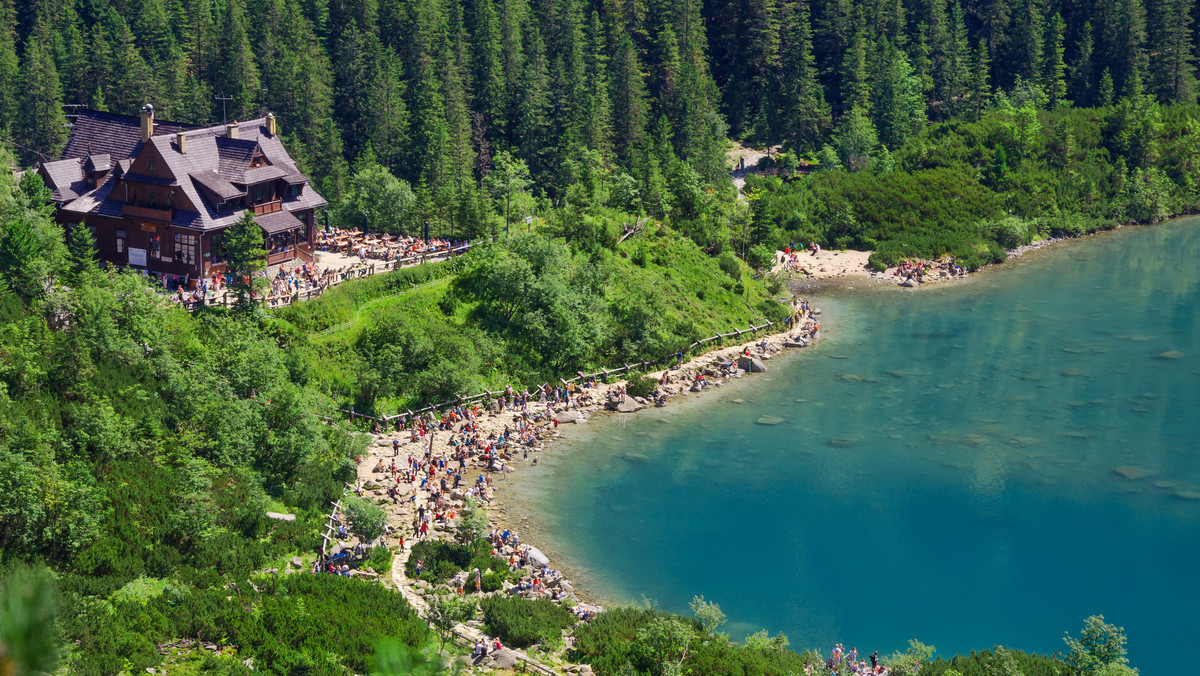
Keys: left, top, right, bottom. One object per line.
{"left": 214, "top": 93, "right": 234, "bottom": 125}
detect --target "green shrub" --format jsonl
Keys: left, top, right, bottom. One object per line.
{"left": 366, "top": 544, "right": 394, "bottom": 574}
{"left": 625, "top": 373, "right": 657, "bottom": 399}
{"left": 480, "top": 571, "right": 504, "bottom": 592}
{"left": 479, "top": 596, "right": 577, "bottom": 648}
{"left": 718, "top": 251, "right": 740, "bottom": 278}
{"left": 344, "top": 495, "right": 388, "bottom": 542}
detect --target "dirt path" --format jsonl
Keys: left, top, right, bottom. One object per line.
{"left": 727, "top": 143, "right": 779, "bottom": 199}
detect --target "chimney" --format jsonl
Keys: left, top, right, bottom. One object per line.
{"left": 177, "top": 131, "right": 187, "bottom": 154}
{"left": 226, "top": 120, "right": 239, "bottom": 139}
{"left": 140, "top": 103, "right": 154, "bottom": 142}
{"left": 266, "top": 112, "right": 276, "bottom": 136}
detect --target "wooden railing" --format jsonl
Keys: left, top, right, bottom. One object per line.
{"left": 335, "top": 317, "right": 801, "bottom": 425}
{"left": 123, "top": 203, "right": 172, "bottom": 222}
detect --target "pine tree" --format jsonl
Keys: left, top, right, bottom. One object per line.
{"left": 968, "top": 38, "right": 992, "bottom": 120}
{"left": 777, "top": 0, "right": 830, "bottom": 153}
{"left": 0, "top": 0, "right": 17, "bottom": 139}
{"left": 1111, "top": 0, "right": 1149, "bottom": 93}
{"left": 108, "top": 22, "right": 157, "bottom": 114}
{"left": 223, "top": 210, "right": 268, "bottom": 313}
{"left": 16, "top": 31, "right": 68, "bottom": 164}
{"left": 1005, "top": 0, "right": 1043, "bottom": 87}
{"left": 1069, "top": 21, "right": 1095, "bottom": 105}
{"left": 1040, "top": 12, "right": 1067, "bottom": 106}
{"left": 941, "top": 0, "right": 970, "bottom": 117}
{"left": 1147, "top": 0, "right": 1196, "bottom": 103}
{"left": 215, "top": 0, "right": 263, "bottom": 119}
{"left": 1099, "top": 67, "right": 1116, "bottom": 106}
{"left": 838, "top": 20, "right": 871, "bottom": 114}
{"left": 465, "top": 0, "right": 506, "bottom": 141}
{"left": 515, "top": 23, "right": 552, "bottom": 181}
{"left": 871, "top": 40, "right": 925, "bottom": 150}
{"left": 610, "top": 32, "right": 648, "bottom": 166}
{"left": 581, "top": 10, "right": 613, "bottom": 160}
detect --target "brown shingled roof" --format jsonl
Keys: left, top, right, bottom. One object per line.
{"left": 61, "top": 110, "right": 198, "bottom": 161}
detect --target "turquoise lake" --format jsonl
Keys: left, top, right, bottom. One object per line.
{"left": 509, "top": 217, "right": 1200, "bottom": 673}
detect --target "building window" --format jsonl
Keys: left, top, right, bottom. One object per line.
{"left": 211, "top": 233, "right": 224, "bottom": 264}
{"left": 149, "top": 234, "right": 161, "bottom": 260}
{"left": 167, "top": 191, "right": 173, "bottom": 208}
{"left": 149, "top": 190, "right": 156, "bottom": 207}
{"left": 174, "top": 233, "right": 197, "bottom": 265}
{"left": 289, "top": 184, "right": 300, "bottom": 198}
{"left": 255, "top": 184, "right": 264, "bottom": 202}
{"left": 148, "top": 160, "right": 156, "bottom": 172}
{"left": 116, "top": 230, "right": 126, "bottom": 254}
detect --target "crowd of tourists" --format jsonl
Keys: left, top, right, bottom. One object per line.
{"left": 806, "top": 643, "right": 891, "bottom": 675}
{"left": 315, "top": 227, "right": 465, "bottom": 262}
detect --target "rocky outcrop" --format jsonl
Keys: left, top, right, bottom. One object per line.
{"left": 737, "top": 356, "right": 767, "bottom": 373}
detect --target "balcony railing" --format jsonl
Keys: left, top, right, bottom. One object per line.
{"left": 253, "top": 200, "right": 283, "bottom": 216}
{"left": 123, "top": 204, "right": 172, "bottom": 222}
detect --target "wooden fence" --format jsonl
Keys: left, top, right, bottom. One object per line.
{"left": 335, "top": 317, "right": 788, "bottom": 425}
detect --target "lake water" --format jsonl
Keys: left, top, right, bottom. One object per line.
{"left": 510, "top": 218, "right": 1200, "bottom": 673}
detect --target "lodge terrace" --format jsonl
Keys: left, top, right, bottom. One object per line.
{"left": 38, "top": 104, "right": 326, "bottom": 283}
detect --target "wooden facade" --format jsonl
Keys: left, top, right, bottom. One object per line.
{"left": 40, "top": 107, "right": 325, "bottom": 285}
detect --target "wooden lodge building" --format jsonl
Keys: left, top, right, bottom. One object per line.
{"left": 38, "top": 104, "right": 326, "bottom": 283}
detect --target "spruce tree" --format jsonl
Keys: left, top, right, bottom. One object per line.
{"left": 610, "top": 32, "right": 648, "bottom": 166}
{"left": 778, "top": 0, "right": 830, "bottom": 153}
{"left": 969, "top": 38, "right": 992, "bottom": 120}
{"left": 215, "top": 0, "right": 263, "bottom": 119}
{"left": 0, "top": 0, "right": 17, "bottom": 139}
{"left": 1040, "top": 12, "right": 1067, "bottom": 106}
{"left": 871, "top": 40, "right": 925, "bottom": 150}
{"left": 1005, "top": 0, "right": 1043, "bottom": 87}
{"left": 16, "top": 31, "right": 68, "bottom": 164}
{"left": 1147, "top": 0, "right": 1196, "bottom": 103}
{"left": 1069, "top": 22, "right": 1095, "bottom": 105}
{"left": 108, "top": 22, "right": 157, "bottom": 114}
{"left": 223, "top": 210, "right": 267, "bottom": 313}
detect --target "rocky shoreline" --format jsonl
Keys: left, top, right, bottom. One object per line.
{"left": 342, "top": 300, "right": 823, "bottom": 669}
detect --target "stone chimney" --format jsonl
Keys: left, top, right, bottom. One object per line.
{"left": 226, "top": 120, "right": 239, "bottom": 139}
{"left": 140, "top": 103, "right": 154, "bottom": 142}
{"left": 266, "top": 112, "right": 276, "bottom": 136}
{"left": 176, "top": 131, "right": 187, "bottom": 154}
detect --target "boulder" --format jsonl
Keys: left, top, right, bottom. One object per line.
{"left": 266, "top": 511, "right": 296, "bottom": 522}
{"left": 290, "top": 556, "right": 303, "bottom": 569}
{"left": 488, "top": 650, "right": 519, "bottom": 670}
{"left": 756, "top": 415, "right": 785, "bottom": 426}
{"left": 362, "top": 480, "right": 380, "bottom": 490}
{"left": 488, "top": 399, "right": 502, "bottom": 413}
{"left": 450, "top": 489, "right": 465, "bottom": 501}
{"left": 558, "top": 579, "right": 573, "bottom": 592}
{"left": 633, "top": 396, "right": 648, "bottom": 405}
{"left": 736, "top": 356, "right": 767, "bottom": 373}
{"left": 784, "top": 340, "right": 809, "bottom": 348}
{"left": 615, "top": 399, "right": 646, "bottom": 413}
{"left": 525, "top": 546, "right": 551, "bottom": 568}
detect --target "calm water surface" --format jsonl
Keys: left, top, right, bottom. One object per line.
{"left": 512, "top": 219, "right": 1200, "bottom": 673}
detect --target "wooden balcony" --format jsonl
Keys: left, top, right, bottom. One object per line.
{"left": 123, "top": 204, "right": 173, "bottom": 222}
{"left": 253, "top": 200, "right": 283, "bottom": 216}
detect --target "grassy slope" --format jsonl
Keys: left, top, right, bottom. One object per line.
{"left": 277, "top": 226, "right": 786, "bottom": 413}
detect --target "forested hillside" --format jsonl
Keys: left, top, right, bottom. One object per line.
{"left": 2, "top": 0, "right": 1197, "bottom": 238}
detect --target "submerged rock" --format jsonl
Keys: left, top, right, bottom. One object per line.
{"left": 1157, "top": 350, "right": 1185, "bottom": 359}
{"left": 756, "top": 415, "right": 785, "bottom": 426}
{"left": 1113, "top": 466, "right": 1153, "bottom": 480}
{"left": 1175, "top": 490, "right": 1200, "bottom": 500}
{"left": 829, "top": 437, "right": 858, "bottom": 447}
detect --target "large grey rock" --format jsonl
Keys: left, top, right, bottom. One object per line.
{"left": 615, "top": 399, "right": 646, "bottom": 413}
{"left": 737, "top": 356, "right": 767, "bottom": 373}
{"left": 266, "top": 511, "right": 296, "bottom": 522}
{"left": 525, "top": 546, "right": 550, "bottom": 568}
{"left": 290, "top": 556, "right": 303, "bottom": 568}
{"left": 488, "top": 650, "right": 519, "bottom": 670}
